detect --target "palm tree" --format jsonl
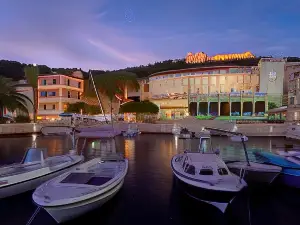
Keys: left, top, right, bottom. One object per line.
{"left": 0, "top": 76, "right": 33, "bottom": 119}
{"left": 83, "top": 71, "right": 139, "bottom": 122}
{"left": 24, "top": 65, "right": 39, "bottom": 122}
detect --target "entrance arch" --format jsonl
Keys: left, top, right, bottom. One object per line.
{"left": 243, "top": 102, "right": 253, "bottom": 116}
{"left": 231, "top": 102, "right": 241, "bottom": 116}
{"left": 220, "top": 102, "right": 230, "bottom": 116}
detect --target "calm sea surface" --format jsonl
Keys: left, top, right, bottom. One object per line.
{"left": 1, "top": 134, "right": 300, "bottom": 225}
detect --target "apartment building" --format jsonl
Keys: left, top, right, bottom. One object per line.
{"left": 37, "top": 71, "right": 84, "bottom": 120}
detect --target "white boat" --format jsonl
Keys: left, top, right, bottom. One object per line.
{"left": 171, "top": 134, "right": 247, "bottom": 213}
{"left": 0, "top": 148, "right": 84, "bottom": 199}
{"left": 33, "top": 154, "right": 128, "bottom": 223}
{"left": 204, "top": 128, "right": 282, "bottom": 186}
{"left": 122, "top": 123, "right": 140, "bottom": 138}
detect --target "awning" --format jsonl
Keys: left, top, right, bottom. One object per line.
{"left": 267, "top": 106, "right": 287, "bottom": 114}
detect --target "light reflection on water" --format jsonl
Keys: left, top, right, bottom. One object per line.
{"left": 1, "top": 134, "right": 300, "bottom": 225}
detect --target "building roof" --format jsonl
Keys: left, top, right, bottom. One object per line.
{"left": 149, "top": 65, "right": 255, "bottom": 77}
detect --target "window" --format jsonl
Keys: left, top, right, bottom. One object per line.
{"left": 218, "top": 168, "right": 228, "bottom": 175}
{"left": 202, "top": 85, "right": 208, "bottom": 94}
{"left": 182, "top": 78, "right": 188, "bottom": 86}
{"left": 202, "top": 77, "right": 208, "bottom": 85}
{"left": 185, "top": 164, "right": 195, "bottom": 175}
{"left": 52, "top": 104, "right": 55, "bottom": 110}
{"left": 220, "top": 70, "right": 227, "bottom": 74}
{"left": 67, "top": 79, "right": 70, "bottom": 86}
{"left": 53, "top": 79, "right": 57, "bottom": 85}
{"left": 143, "top": 84, "right": 149, "bottom": 92}
{"left": 48, "top": 92, "right": 56, "bottom": 97}
{"left": 290, "top": 97, "right": 295, "bottom": 105}
{"left": 42, "top": 80, "right": 47, "bottom": 85}
{"left": 40, "top": 91, "right": 47, "bottom": 97}
{"left": 237, "top": 76, "right": 243, "bottom": 83}
{"left": 68, "top": 91, "right": 71, "bottom": 98}
{"left": 78, "top": 82, "right": 81, "bottom": 88}
{"left": 244, "top": 75, "right": 250, "bottom": 83}
{"left": 199, "top": 169, "right": 213, "bottom": 175}
{"left": 43, "top": 105, "right": 46, "bottom": 110}
{"left": 77, "top": 92, "right": 80, "bottom": 99}
{"left": 195, "top": 78, "right": 201, "bottom": 85}
{"left": 220, "top": 84, "right": 225, "bottom": 93}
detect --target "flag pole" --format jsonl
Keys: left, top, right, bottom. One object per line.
{"left": 89, "top": 70, "right": 109, "bottom": 124}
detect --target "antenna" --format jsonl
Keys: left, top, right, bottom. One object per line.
{"left": 89, "top": 70, "right": 109, "bottom": 124}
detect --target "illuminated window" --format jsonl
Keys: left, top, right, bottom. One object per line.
{"left": 202, "top": 85, "right": 208, "bottom": 94}
{"left": 195, "top": 78, "right": 201, "bottom": 85}
{"left": 202, "top": 77, "right": 208, "bottom": 85}
{"left": 220, "top": 84, "right": 225, "bottom": 93}
{"left": 63, "top": 104, "right": 68, "bottom": 110}
{"left": 237, "top": 76, "right": 243, "bottom": 83}
{"left": 182, "top": 78, "right": 188, "bottom": 86}
{"left": 244, "top": 75, "right": 250, "bottom": 83}
{"left": 219, "top": 76, "right": 225, "bottom": 85}
{"left": 189, "top": 78, "right": 195, "bottom": 85}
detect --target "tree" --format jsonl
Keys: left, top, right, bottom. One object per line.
{"left": 119, "top": 101, "right": 159, "bottom": 114}
{"left": 24, "top": 65, "right": 39, "bottom": 122}
{"left": 119, "top": 101, "right": 159, "bottom": 122}
{"left": 0, "top": 76, "right": 33, "bottom": 119}
{"left": 84, "top": 71, "right": 139, "bottom": 121}
{"left": 64, "top": 102, "right": 102, "bottom": 114}
{"left": 268, "top": 102, "right": 278, "bottom": 110}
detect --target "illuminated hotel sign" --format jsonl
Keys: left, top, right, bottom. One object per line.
{"left": 185, "top": 51, "right": 255, "bottom": 64}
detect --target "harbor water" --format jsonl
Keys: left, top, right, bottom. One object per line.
{"left": 1, "top": 134, "right": 300, "bottom": 225}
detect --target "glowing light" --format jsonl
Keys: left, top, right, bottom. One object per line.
{"left": 186, "top": 51, "right": 255, "bottom": 64}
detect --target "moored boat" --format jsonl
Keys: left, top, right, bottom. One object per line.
{"left": 33, "top": 154, "right": 128, "bottom": 223}
{"left": 0, "top": 148, "right": 84, "bottom": 199}
{"left": 171, "top": 133, "right": 246, "bottom": 212}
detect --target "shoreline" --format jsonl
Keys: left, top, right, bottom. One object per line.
{"left": 0, "top": 120, "right": 289, "bottom": 138}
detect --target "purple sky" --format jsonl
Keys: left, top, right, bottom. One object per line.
{"left": 0, "top": 0, "right": 299, "bottom": 70}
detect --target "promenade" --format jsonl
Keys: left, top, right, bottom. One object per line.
{"left": 0, "top": 117, "right": 288, "bottom": 137}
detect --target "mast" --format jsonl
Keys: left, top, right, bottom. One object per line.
{"left": 89, "top": 70, "right": 109, "bottom": 124}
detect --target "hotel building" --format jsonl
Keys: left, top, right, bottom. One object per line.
{"left": 138, "top": 57, "right": 291, "bottom": 119}
{"left": 37, "top": 71, "right": 84, "bottom": 120}
{"left": 286, "top": 63, "right": 300, "bottom": 121}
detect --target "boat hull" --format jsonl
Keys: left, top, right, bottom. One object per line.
{"left": 44, "top": 179, "right": 124, "bottom": 223}
{"left": 0, "top": 159, "right": 83, "bottom": 199}
{"left": 228, "top": 167, "right": 279, "bottom": 186}
{"left": 276, "top": 171, "right": 300, "bottom": 188}
{"left": 173, "top": 175, "right": 239, "bottom": 213}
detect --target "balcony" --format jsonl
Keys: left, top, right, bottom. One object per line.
{"left": 37, "top": 109, "right": 63, "bottom": 115}
{"left": 39, "top": 97, "right": 81, "bottom": 103}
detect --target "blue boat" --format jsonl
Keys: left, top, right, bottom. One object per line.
{"left": 253, "top": 151, "right": 300, "bottom": 188}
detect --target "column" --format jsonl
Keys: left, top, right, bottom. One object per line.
{"left": 252, "top": 93, "right": 255, "bottom": 116}
{"left": 218, "top": 94, "right": 221, "bottom": 116}
{"left": 196, "top": 98, "right": 200, "bottom": 116}
{"left": 207, "top": 101, "right": 210, "bottom": 115}
{"left": 229, "top": 94, "right": 232, "bottom": 117}
{"left": 265, "top": 94, "right": 269, "bottom": 114}
{"left": 240, "top": 92, "right": 243, "bottom": 116}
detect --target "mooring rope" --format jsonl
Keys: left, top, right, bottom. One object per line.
{"left": 26, "top": 206, "right": 41, "bottom": 225}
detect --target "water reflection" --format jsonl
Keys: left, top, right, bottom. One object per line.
{"left": 1, "top": 135, "right": 300, "bottom": 225}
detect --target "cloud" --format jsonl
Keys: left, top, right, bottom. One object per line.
{"left": 0, "top": 0, "right": 159, "bottom": 70}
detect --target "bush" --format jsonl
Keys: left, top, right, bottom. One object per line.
{"left": 15, "top": 115, "right": 31, "bottom": 123}
{"left": 119, "top": 100, "right": 159, "bottom": 114}
{"left": 196, "top": 115, "right": 213, "bottom": 120}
